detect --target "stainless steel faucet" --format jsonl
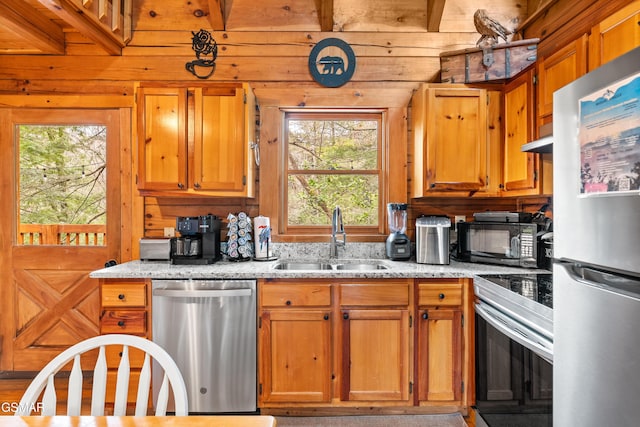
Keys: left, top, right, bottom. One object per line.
{"left": 330, "top": 206, "right": 346, "bottom": 258}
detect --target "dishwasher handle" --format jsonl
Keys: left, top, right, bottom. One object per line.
{"left": 153, "top": 288, "right": 253, "bottom": 298}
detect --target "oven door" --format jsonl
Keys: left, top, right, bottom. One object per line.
{"left": 475, "top": 302, "right": 553, "bottom": 363}
{"left": 475, "top": 304, "right": 553, "bottom": 427}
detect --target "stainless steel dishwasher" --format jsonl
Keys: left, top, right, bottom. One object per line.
{"left": 151, "top": 279, "right": 257, "bottom": 413}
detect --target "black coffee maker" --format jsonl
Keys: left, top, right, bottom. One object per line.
{"left": 171, "top": 214, "right": 221, "bottom": 264}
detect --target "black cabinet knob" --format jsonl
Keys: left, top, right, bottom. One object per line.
{"left": 422, "top": 312, "right": 428, "bottom": 320}
{"left": 439, "top": 293, "right": 445, "bottom": 300}
{"left": 117, "top": 320, "right": 125, "bottom": 327}
{"left": 323, "top": 314, "right": 329, "bottom": 321}
{"left": 118, "top": 294, "right": 125, "bottom": 300}
{"left": 343, "top": 313, "right": 349, "bottom": 320}
{"left": 285, "top": 300, "right": 292, "bottom": 306}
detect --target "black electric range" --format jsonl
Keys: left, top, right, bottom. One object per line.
{"left": 474, "top": 273, "right": 554, "bottom": 427}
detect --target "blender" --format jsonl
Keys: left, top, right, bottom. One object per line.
{"left": 386, "top": 203, "right": 411, "bottom": 260}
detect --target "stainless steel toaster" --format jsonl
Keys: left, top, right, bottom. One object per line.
{"left": 139, "top": 238, "right": 171, "bottom": 261}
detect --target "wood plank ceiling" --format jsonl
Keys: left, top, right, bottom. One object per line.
{"left": 0, "top": 0, "right": 534, "bottom": 56}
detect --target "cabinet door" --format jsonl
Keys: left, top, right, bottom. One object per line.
{"left": 137, "top": 87, "right": 188, "bottom": 190}
{"left": 193, "top": 86, "right": 250, "bottom": 193}
{"left": 417, "top": 308, "right": 462, "bottom": 402}
{"left": 259, "top": 310, "right": 332, "bottom": 403}
{"left": 589, "top": 1, "right": 640, "bottom": 71}
{"left": 341, "top": 309, "right": 411, "bottom": 402}
{"left": 537, "top": 35, "right": 588, "bottom": 134}
{"left": 412, "top": 86, "right": 488, "bottom": 195}
{"left": 503, "top": 68, "right": 539, "bottom": 194}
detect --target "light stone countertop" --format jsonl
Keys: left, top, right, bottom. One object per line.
{"left": 90, "top": 259, "right": 542, "bottom": 280}
{"left": 90, "top": 242, "right": 543, "bottom": 280}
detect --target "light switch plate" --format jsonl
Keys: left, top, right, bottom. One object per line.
{"left": 163, "top": 227, "right": 175, "bottom": 237}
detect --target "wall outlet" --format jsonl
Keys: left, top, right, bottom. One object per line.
{"left": 163, "top": 227, "right": 175, "bottom": 237}
{"left": 454, "top": 215, "right": 466, "bottom": 231}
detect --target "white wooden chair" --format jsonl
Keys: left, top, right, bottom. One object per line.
{"left": 15, "top": 334, "right": 188, "bottom": 416}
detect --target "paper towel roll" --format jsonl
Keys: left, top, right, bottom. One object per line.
{"left": 254, "top": 216, "right": 272, "bottom": 259}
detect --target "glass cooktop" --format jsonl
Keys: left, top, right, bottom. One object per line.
{"left": 478, "top": 273, "right": 553, "bottom": 309}
{"left": 475, "top": 272, "right": 553, "bottom": 340}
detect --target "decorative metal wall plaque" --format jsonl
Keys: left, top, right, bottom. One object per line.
{"left": 185, "top": 29, "right": 218, "bottom": 79}
{"left": 308, "top": 38, "right": 356, "bottom": 87}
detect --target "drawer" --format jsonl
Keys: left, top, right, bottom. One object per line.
{"left": 102, "top": 284, "right": 147, "bottom": 307}
{"left": 340, "top": 282, "right": 410, "bottom": 306}
{"left": 105, "top": 345, "right": 147, "bottom": 369}
{"left": 418, "top": 283, "right": 463, "bottom": 306}
{"left": 101, "top": 310, "right": 147, "bottom": 335}
{"left": 261, "top": 284, "right": 331, "bottom": 307}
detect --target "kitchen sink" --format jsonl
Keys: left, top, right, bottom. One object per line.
{"left": 272, "top": 262, "right": 334, "bottom": 270}
{"left": 272, "top": 261, "right": 389, "bottom": 271}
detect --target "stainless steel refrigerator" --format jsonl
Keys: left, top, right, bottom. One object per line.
{"left": 553, "top": 46, "right": 640, "bottom": 427}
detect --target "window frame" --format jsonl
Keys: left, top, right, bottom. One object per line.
{"left": 280, "top": 108, "right": 388, "bottom": 238}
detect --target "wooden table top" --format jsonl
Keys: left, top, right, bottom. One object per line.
{"left": 0, "top": 416, "right": 276, "bottom": 427}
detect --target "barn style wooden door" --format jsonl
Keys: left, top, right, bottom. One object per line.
{"left": 0, "top": 109, "right": 125, "bottom": 371}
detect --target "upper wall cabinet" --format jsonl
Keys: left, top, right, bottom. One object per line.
{"left": 502, "top": 67, "right": 542, "bottom": 195}
{"left": 589, "top": 0, "right": 640, "bottom": 71}
{"left": 536, "top": 35, "right": 588, "bottom": 137}
{"left": 136, "top": 83, "right": 256, "bottom": 197}
{"left": 411, "top": 84, "right": 489, "bottom": 197}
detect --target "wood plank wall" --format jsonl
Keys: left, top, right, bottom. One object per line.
{"left": 0, "top": 0, "right": 630, "bottom": 250}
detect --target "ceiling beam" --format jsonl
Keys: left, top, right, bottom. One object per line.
{"left": 427, "top": 0, "right": 446, "bottom": 32}
{"left": 37, "top": 0, "right": 126, "bottom": 55}
{"left": 0, "top": 0, "right": 65, "bottom": 54}
{"left": 315, "top": 0, "right": 334, "bottom": 32}
{"left": 208, "top": 0, "right": 225, "bottom": 30}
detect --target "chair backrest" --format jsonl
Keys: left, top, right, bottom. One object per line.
{"left": 15, "top": 334, "right": 188, "bottom": 416}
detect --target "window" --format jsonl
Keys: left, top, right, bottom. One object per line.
{"left": 284, "top": 110, "right": 386, "bottom": 235}
{"left": 17, "top": 124, "right": 107, "bottom": 246}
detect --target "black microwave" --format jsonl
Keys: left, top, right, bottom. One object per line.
{"left": 456, "top": 221, "right": 540, "bottom": 268}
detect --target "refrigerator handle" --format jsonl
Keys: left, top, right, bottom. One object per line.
{"left": 558, "top": 261, "right": 640, "bottom": 296}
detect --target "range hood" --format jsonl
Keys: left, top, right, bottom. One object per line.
{"left": 521, "top": 135, "right": 553, "bottom": 153}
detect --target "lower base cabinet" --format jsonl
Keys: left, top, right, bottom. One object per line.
{"left": 339, "top": 283, "right": 412, "bottom": 404}
{"left": 99, "top": 278, "right": 151, "bottom": 412}
{"left": 258, "top": 278, "right": 471, "bottom": 413}
{"left": 416, "top": 280, "right": 464, "bottom": 404}
{"left": 259, "top": 282, "right": 333, "bottom": 403}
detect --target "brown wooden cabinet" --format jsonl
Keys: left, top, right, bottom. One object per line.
{"left": 99, "top": 278, "right": 151, "bottom": 409}
{"left": 258, "top": 278, "right": 474, "bottom": 412}
{"left": 258, "top": 279, "right": 414, "bottom": 408}
{"left": 502, "top": 67, "right": 542, "bottom": 195}
{"left": 411, "top": 84, "right": 489, "bottom": 196}
{"left": 416, "top": 280, "right": 464, "bottom": 406}
{"left": 536, "top": 35, "right": 588, "bottom": 136}
{"left": 589, "top": 0, "right": 640, "bottom": 71}
{"left": 339, "top": 282, "right": 412, "bottom": 404}
{"left": 258, "top": 282, "right": 333, "bottom": 405}
{"left": 136, "top": 83, "right": 256, "bottom": 197}
{"left": 100, "top": 279, "right": 149, "bottom": 336}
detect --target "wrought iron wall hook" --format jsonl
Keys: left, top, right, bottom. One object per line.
{"left": 185, "top": 29, "right": 218, "bottom": 79}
